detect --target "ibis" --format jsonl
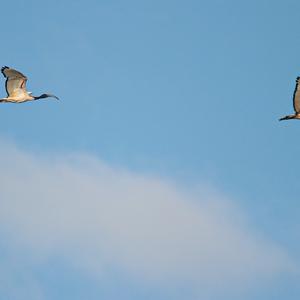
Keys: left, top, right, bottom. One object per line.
{"left": 279, "top": 77, "right": 300, "bottom": 121}
{"left": 0, "top": 66, "right": 59, "bottom": 103}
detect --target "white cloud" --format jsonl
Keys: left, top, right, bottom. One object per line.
{"left": 0, "top": 141, "right": 294, "bottom": 292}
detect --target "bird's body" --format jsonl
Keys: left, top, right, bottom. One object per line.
{"left": 0, "top": 66, "right": 59, "bottom": 103}
{"left": 279, "top": 77, "right": 300, "bottom": 121}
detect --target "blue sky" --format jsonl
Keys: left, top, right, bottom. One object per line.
{"left": 0, "top": 0, "right": 300, "bottom": 299}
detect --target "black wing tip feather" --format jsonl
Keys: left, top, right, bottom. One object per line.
{"left": 296, "top": 76, "right": 300, "bottom": 81}
{"left": 1, "top": 66, "right": 9, "bottom": 77}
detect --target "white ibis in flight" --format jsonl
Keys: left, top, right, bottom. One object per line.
{"left": 279, "top": 77, "right": 300, "bottom": 121}
{"left": 0, "top": 66, "right": 59, "bottom": 103}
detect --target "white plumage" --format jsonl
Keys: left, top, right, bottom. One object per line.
{"left": 0, "top": 66, "right": 59, "bottom": 103}
{"left": 279, "top": 77, "right": 300, "bottom": 121}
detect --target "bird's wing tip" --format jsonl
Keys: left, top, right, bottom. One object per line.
{"left": 1, "top": 66, "right": 9, "bottom": 77}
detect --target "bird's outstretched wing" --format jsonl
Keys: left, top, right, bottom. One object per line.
{"left": 1, "top": 66, "right": 29, "bottom": 98}
{"left": 293, "top": 77, "right": 300, "bottom": 114}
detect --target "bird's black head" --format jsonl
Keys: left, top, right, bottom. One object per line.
{"left": 35, "top": 93, "right": 59, "bottom": 100}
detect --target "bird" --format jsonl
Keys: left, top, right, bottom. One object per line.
{"left": 279, "top": 77, "right": 300, "bottom": 121}
{"left": 0, "top": 66, "right": 59, "bottom": 103}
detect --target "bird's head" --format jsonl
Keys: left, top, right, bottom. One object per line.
{"left": 36, "top": 93, "right": 59, "bottom": 100}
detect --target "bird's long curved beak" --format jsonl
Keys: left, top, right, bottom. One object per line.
{"left": 49, "top": 94, "right": 59, "bottom": 100}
